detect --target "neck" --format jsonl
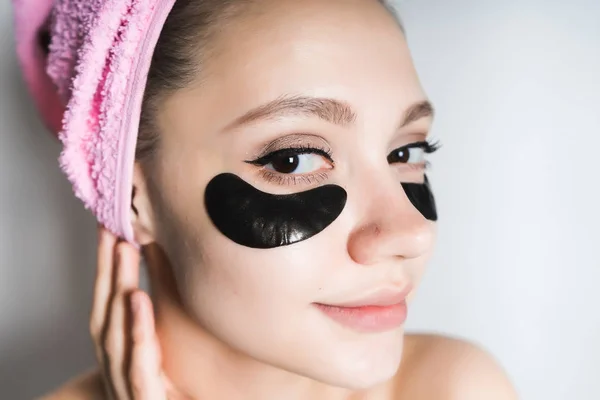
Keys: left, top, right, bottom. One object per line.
{"left": 143, "top": 245, "right": 387, "bottom": 400}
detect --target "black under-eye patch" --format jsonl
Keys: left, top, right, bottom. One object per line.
{"left": 205, "top": 173, "right": 348, "bottom": 249}
{"left": 401, "top": 175, "right": 438, "bottom": 221}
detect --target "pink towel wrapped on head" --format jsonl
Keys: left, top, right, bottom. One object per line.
{"left": 12, "top": 0, "right": 177, "bottom": 245}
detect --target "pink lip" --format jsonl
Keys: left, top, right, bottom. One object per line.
{"left": 314, "top": 287, "right": 411, "bottom": 333}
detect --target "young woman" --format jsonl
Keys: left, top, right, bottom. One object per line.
{"left": 13, "top": 0, "right": 518, "bottom": 398}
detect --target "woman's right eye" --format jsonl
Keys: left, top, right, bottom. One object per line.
{"left": 246, "top": 147, "right": 334, "bottom": 175}
{"left": 265, "top": 152, "right": 330, "bottom": 174}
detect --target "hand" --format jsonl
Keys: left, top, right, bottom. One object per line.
{"left": 90, "top": 226, "right": 187, "bottom": 399}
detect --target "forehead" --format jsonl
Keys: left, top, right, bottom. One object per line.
{"left": 167, "top": 0, "right": 426, "bottom": 131}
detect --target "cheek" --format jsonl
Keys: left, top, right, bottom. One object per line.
{"left": 171, "top": 230, "right": 345, "bottom": 371}
{"left": 151, "top": 164, "right": 331, "bottom": 323}
{"left": 172, "top": 223, "right": 329, "bottom": 331}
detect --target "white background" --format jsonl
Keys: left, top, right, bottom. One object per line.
{"left": 1, "top": 0, "right": 599, "bottom": 398}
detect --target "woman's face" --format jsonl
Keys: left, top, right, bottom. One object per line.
{"left": 141, "top": 0, "right": 436, "bottom": 390}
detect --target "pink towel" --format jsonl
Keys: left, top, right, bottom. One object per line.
{"left": 12, "top": 0, "right": 177, "bottom": 244}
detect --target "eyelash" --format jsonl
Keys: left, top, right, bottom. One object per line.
{"left": 258, "top": 169, "right": 331, "bottom": 186}
{"left": 245, "top": 140, "right": 440, "bottom": 186}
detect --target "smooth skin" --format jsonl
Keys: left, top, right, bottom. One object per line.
{"left": 40, "top": 227, "right": 518, "bottom": 400}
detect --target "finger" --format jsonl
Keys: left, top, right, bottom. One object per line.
{"left": 105, "top": 242, "right": 142, "bottom": 400}
{"left": 90, "top": 226, "right": 118, "bottom": 343}
{"left": 129, "top": 290, "right": 167, "bottom": 400}
{"left": 114, "top": 241, "right": 141, "bottom": 295}
{"left": 90, "top": 227, "right": 119, "bottom": 398}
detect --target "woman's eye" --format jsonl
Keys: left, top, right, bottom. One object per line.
{"left": 388, "top": 147, "right": 425, "bottom": 164}
{"left": 266, "top": 152, "right": 329, "bottom": 174}
{"left": 387, "top": 141, "right": 438, "bottom": 165}
{"left": 247, "top": 148, "right": 333, "bottom": 175}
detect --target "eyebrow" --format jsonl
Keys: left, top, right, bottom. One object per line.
{"left": 225, "top": 94, "right": 434, "bottom": 130}
{"left": 227, "top": 95, "right": 357, "bottom": 129}
{"left": 399, "top": 100, "right": 435, "bottom": 128}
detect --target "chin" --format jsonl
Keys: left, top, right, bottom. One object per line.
{"left": 306, "top": 354, "right": 402, "bottom": 390}
{"left": 328, "top": 365, "right": 400, "bottom": 390}
{"left": 290, "top": 329, "right": 406, "bottom": 390}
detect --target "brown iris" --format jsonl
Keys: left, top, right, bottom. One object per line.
{"left": 270, "top": 152, "right": 300, "bottom": 174}
{"left": 388, "top": 148, "right": 410, "bottom": 163}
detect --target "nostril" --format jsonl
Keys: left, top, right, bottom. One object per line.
{"left": 373, "top": 224, "right": 381, "bottom": 237}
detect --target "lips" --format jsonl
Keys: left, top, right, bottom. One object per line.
{"left": 314, "top": 286, "right": 411, "bottom": 333}
{"left": 325, "top": 287, "right": 412, "bottom": 308}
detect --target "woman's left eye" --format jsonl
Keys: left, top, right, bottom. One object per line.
{"left": 387, "top": 141, "right": 439, "bottom": 164}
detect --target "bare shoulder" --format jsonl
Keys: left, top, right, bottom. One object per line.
{"left": 394, "top": 333, "right": 519, "bottom": 400}
{"left": 39, "top": 369, "right": 105, "bottom": 400}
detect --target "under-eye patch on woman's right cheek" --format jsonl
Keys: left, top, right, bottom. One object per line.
{"left": 401, "top": 175, "right": 438, "bottom": 221}
{"left": 204, "top": 173, "right": 348, "bottom": 249}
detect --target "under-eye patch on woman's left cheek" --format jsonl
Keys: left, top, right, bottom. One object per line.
{"left": 401, "top": 175, "right": 438, "bottom": 221}
{"left": 204, "top": 173, "right": 348, "bottom": 249}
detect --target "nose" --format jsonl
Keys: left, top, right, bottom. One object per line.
{"left": 346, "top": 179, "right": 436, "bottom": 266}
